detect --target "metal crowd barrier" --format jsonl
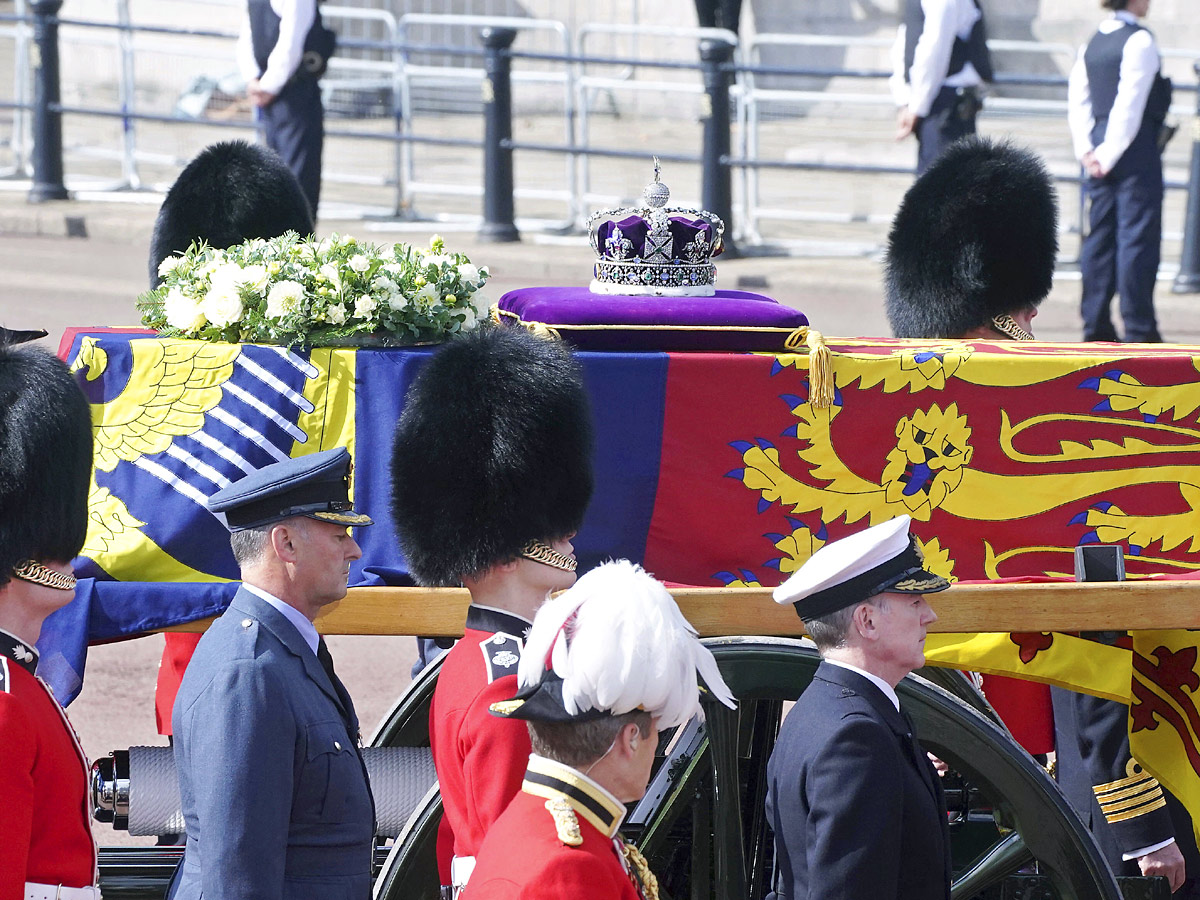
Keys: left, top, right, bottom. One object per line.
{"left": 6, "top": 6, "right": 1200, "bottom": 282}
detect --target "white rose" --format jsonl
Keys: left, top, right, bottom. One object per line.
{"left": 266, "top": 280, "right": 305, "bottom": 318}
{"left": 459, "top": 306, "right": 478, "bottom": 330}
{"left": 317, "top": 237, "right": 336, "bottom": 255}
{"left": 319, "top": 263, "right": 342, "bottom": 292}
{"left": 164, "top": 287, "right": 208, "bottom": 333}
{"left": 456, "top": 263, "right": 480, "bottom": 284}
{"left": 386, "top": 290, "right": 411, "bottom": 311}
{"left": 349, "top": 254, "right": 371, "bottom": 274}
{"left": 372, "top": 275, "right": 397, "bottom": 293}
{"left": 239, "top": 264, "right": 269, "bottom": 293}
{"left": 327, "top": 303, "right": 347, "bottom": 326}
{"left": 157, "top": 255, "right": 183, "bottom": 278}
{"left": 413, "top": 283, "right": 439, "bottom": 305}
{"left": 383, "top": 263, "right": 404, "bottom": 276}
{"left": 470, "top": 291, "right": 491, "bottom": 315}
{"left": 353, "top": 294, "right": 378, "bottom": 318}
{"left": 202, "top": 283, "right": 244, "bottom": 328}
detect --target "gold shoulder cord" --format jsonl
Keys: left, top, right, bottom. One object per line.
{"left": 620, "top": 842, "right": 660, "bottom": 900}
{"left": 12, "top": 560, "right": 77, "bottom": 591}
{"left": 545, "top": 798, "right": 583, "bottom": 847}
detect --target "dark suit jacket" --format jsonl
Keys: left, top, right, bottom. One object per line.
{"left": 171, "top": 587, "right": 374, "bottom": 900}
{"left": 766, "top": 661, "right": 951, "bottom": 900}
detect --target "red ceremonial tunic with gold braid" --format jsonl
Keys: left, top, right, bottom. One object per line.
{"left": 463, "top": 755, "right": 653, "bottom": 900}
{"left": 430, "top": 605, "right": 534, "bottom": 879}
{"left": 0, "top": 628, "right": 97, "bottom": 899}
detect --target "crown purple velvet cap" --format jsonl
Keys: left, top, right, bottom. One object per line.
{"left": 587, "top": 161, "right": 724, "bottom": 297}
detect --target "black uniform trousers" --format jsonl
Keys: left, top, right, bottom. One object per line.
{"left": 260, "top": 74, "right": 324, "bottom": 216}
{"left": 916, "top": 85, "right": 978, "bottom": 175}
{"left": 1080, "top": 131, "right": 1163, "bottom": 342}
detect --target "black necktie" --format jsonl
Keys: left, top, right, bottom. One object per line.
{"left": 317, "top": 636, "right": 357, "bottom": 738}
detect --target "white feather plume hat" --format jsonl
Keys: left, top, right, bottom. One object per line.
{"left": 490, "top": 559, "right": 736, "bottom": 728}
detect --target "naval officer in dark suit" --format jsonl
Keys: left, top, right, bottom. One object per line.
{"left": 170, "top": 447, "right": 375, "bottom": 900}
{"left": 765, "top": 514, "right": 952, "bottom": 900}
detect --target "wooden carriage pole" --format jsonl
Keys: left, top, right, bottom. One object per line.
{"left": 165, "top": 580, "right": 1200, "bottom": 637}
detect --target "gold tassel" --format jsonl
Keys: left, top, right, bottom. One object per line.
{"left": 783, "top": 327, "right": 834, "bottom": 410}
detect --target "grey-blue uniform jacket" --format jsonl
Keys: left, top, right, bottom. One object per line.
{"left": 766, "top": 662, "right": 951, "bottom": 900}
{"left": 170, "top": 587, "right": 374, "bottom": 900}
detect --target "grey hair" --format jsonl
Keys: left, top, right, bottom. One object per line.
{"left": 805, "top": 594, "right": 890, "bottom": 653}
{"left": 230, "top": 525, "right": 273, "bottom": 568}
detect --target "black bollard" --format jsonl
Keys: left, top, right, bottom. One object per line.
{"left": 27, "top": 0, "right": 69, "bottom": 203}
{"left": 478, "top": 27, "right": 520, "bottom": 243}
{"left": 1173, "top": 63, "right": 1200, "bottom": 293}
{"left": 699, "top": 38, "right": 739, "bottom": 259}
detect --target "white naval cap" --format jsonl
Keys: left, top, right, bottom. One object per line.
{"left": 772, "top": 515, "right": 949, "bottom": 621}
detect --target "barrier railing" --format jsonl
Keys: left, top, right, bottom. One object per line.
{"left": 5, "top": 7, "right": 1200, "bottom": 279}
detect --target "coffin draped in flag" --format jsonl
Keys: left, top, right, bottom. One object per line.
{"left": 49, "top": 331, "right": 1200, "bottom": 845}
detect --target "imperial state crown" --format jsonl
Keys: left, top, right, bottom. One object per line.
{"left": 586, "top": 159, "right": 725, "bottom": 297}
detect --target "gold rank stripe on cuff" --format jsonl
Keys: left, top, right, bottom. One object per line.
{"left": 1094, "top": 775, "right": 1167, "bottom": 824}
{"left": 522, "top": 755, "right": 626, "bottom": 839}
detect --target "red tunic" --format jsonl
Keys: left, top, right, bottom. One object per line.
{"left": 430, "top": 605, "right": 533, "bottom": 879}
{"left": 463, "top": 756, "right": 647, "bottom": 900}
{"left": 0, "top": 630, "right": 97, "bottom": 899}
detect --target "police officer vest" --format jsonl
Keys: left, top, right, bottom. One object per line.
{"left": 1083, "top": 22, "right": 1171, "bottom": 151}
{"left": 247, "top": 0, "right": 336, "bottom": 80}
{"left": 903, "top": 0, "right": 993, "bottom": 84}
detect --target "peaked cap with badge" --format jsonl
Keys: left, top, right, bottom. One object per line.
{"left": 0, "top": 344, "right": 93, "bottom": 590}
{"left": 884, "top": 137, "right": 1059, "bottom": 340}
{"left": 773, "top": 515, "right": 949, "bottom": 622}
{"left": 206, "top": 447, "right": 373, "bottom": 532}
{"left": 148, "top": 140, "right": 315, "bottom": 287}
{"left": 491, "top": 559, "right": 735, "bottom": 727}
{"left": 390, "top": 325, "right": 594, "bottom": 586}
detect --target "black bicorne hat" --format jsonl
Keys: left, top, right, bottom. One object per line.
{"left": 390, "top": 326, "right": 595, "bottom": 586}
{"left": 0, "top": 346, "right": 94, "bottom": 584}
{"left": 884, "top": 137, "right": 1059, "bottom": 339}
{"left": 148, "top": 140, "right": 315, "bottom": 287}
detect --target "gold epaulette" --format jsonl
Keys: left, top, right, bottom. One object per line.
{"left": 545, "top": 797, "right": 583, "bottom": 846}
{"left": 1093, "top": 759, "right": 1167, "bottom": 824}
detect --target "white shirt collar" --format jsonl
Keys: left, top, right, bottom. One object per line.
{"left": 824, "top": 658, "right": 901, "bottom": 711}
{"left": 243, "top": 583, "right": 320, "bottom": 654}
{"left": 1112, "top": 10, "right": 1139, "bottom": 26}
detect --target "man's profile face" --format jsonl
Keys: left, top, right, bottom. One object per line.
{"left": 289, "top": 518, "right": 362, "bottom": 609}
{"left": 868, "top": 591, "right": 938, "bottom": 677}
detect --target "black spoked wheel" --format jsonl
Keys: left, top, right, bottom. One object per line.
{"left": 371, "top": 638, "right": 1119, "bottom": 900}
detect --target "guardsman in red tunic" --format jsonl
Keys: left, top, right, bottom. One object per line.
{"left": 0, "top": 342, "right": 100, "bottom": 900}
{"left": 390, "top": 326, "right": 595, "bottom": 896}
{"left": 463, "top": 560, "right": 735, "bottom": 900}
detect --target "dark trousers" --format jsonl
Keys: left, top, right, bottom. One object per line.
{"left": 1080, "top": 143, "right": 1163, "bottom": 342}
{"left": 916, "top": 85, "right": 978, "bottom": 175}
{"left": 260, "top": 75, "right": 324, "bottom": 217}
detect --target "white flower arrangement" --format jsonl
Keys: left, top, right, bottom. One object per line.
{"left": 139, "top": 232, "right": 492, "bottom": 346}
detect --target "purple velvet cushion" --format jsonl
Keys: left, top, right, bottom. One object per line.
{"left": 496, "top": 287, "right": 809, "bottom": 352}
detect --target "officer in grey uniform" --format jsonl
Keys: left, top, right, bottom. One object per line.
{"left": 169, "top": 447, "right": 375, "bottom": 900}
{"left": 891, "top": 0, "right": 994, "bottom": 175}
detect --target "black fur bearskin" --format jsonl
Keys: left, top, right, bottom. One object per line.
{"left": 148, "top": 141, "right": 314, "bottom": 287}
{"left": 884, "top": 137, "right": 1059, "bottom": 339}
{"left": 390, "top": 326, "right": 595, "bottom": 586}
{"left": 0, "top": 346, "right": 93, "bottom": 584}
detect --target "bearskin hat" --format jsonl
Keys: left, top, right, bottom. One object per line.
{"left": 0, "top": 346, "right": 93, "bottom": 585}
{"left": 148, "top": 140, "right": 314, "bottom": 287}
{"left": 884, "top": 137, "right": 1059, "bottom": 339}
{"left": 391, "top": 326, "right": 594, "bottom": 586}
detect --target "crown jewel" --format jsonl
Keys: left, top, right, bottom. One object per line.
{"left": 587, "top": 158, "right": 725, "bottom": 297}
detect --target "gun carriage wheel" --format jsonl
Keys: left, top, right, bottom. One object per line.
{"left": 372, "top": 638, "right": 1120, "bottom": 900}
